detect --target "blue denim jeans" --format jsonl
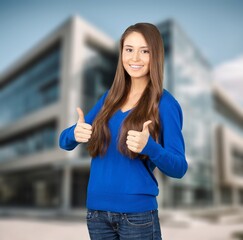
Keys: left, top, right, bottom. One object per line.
{"left": 86, "top": 209, "right": 162, "bottom": 239}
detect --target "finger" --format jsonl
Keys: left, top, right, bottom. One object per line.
{"left": 127, "top": 135, "right": 139, "bottom": 143}
{"left": 127, "top": 145, "right": 139, "bottom": 153}
{"left": 76, "top": 107, "right": 85, "bottom": 123}
{"left": 75, "top": 133, "right": 92, "bottom": 139}
{"left": 77, "top": 122, "right": 92, "bottom": 130}
{"left": 127, "top": 130, "right": 140, "bottom": 137}
{"left": 142, "top": 120, "right": 152, "bottom": 132}
{"left": 76, "top": 137, "right": 89, "bottom": 143}
{"left": 75, "top": 128, "right": 92, "bottom": 135}
{"left": 126, "top": 140, "right": 139, "bottom": 148}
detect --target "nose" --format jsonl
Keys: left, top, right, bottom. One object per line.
{"left": 131, "top": 50, "right": 140, "bottom": 61}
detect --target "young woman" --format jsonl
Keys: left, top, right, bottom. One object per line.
{"left": 59, "top": 22, "right": 188, "bottom": 240}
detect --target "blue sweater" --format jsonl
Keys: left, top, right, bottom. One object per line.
{"left": 59, "top": 89, "right": 188, "bottom": 213}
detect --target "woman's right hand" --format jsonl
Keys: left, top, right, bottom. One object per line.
{"left": 74, "top": 107, "right": 92, "bottom": 143}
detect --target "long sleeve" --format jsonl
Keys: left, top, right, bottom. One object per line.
{"left": 59, "top": 90, "right": 109, "bottom": 151}
{"left": 140, "top": 94, "right": 188, "bottom": 178}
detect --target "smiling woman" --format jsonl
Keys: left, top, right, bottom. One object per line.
{"left": 121, "top": 32, "right": 151, "bottom": 112}
{"left": 122, "top": 32, "right": 150, "bottom": 83}
{"left": 59, "top": 22, "right": 188, "bottom": 240}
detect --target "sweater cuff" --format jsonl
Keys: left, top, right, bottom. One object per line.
{"left": 140, "top": 135, "right": 162, "bottom": 158}
{"left": 69, "top": 124, "right": 78, "bottom": 143}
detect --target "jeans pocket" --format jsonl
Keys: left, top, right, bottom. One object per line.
{"left": 125, "top": 211, "right": 153, "bottom": 227}
{"left": 86, "top": 210, "right": 98, "bottom": 221}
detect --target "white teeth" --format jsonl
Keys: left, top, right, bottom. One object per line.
{"left": 130, "top": 65, "right": 143, "bottom": 69}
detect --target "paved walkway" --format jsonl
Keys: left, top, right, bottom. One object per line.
{"left": 0, "top": 216, "right": 243, "bottom": 240}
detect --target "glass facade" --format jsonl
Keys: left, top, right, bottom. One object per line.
{"left": 232, "top": 148, "right": 243, "bottom": 177}
{"left": 0, "top": 167, "right": 62, "bottom": 208}
{"left": 0, "top": 45, "right": 61, "bottom": 127}
{"left": 0, "top": 121, "right": 56, "bottom": 162}
{"left": 159, "top": 21, "right": 214, "bottom": 207}
{"left": 0, "top": 45, "right": 61, "bottom": 208}
{"left": 71, "top": 169, "right": 90, "bottom": 207}
{"left": 0, "top": 168, "right": 90, "bottom": 208}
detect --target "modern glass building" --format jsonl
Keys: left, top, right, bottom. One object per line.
{"left": 0, "top": 44, "right": 61, "bottom": 209}
{"left": 156, "top": 20, "right": 214, "bottom": 208}
{"left": 0, "top": 16, "right": 242, "bottom": 217}
{"left": 0, "top": 16, "right": 116, "bottom": 214}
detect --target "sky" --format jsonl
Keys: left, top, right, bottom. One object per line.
{"left": 0, "top": 0, "right": 243, "bottom": 73}
{"left": 213, "top": 56, "right": 243, "bottom": 107}
{"left": 0, "top": 0, "right": 243, "bottom": 107}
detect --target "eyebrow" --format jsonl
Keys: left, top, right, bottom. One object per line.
{"left": 124, "top": 45, "right": 149, "bottom": 49}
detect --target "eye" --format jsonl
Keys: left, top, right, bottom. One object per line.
{"left": 124, "top": 48, "right": 133, "bottom": 52}
{"left": 141, "top": 49, "right": 149, "bottom": 54}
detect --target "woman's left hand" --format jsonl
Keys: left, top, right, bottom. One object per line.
{"left": 126, "top": 120, "right": 152, "bottom": 153}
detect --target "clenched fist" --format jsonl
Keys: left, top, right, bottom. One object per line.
{"left": 74, "top": 107, "right": 92, "bottom": 143}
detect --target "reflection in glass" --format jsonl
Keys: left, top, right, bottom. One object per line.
{"left": 0, "top": 121, "right": 56, "bottom": 162}
{"left": 0, "top": 46, "right": 61, "bottom": 127}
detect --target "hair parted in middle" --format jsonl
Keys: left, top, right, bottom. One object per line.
{"left": 87, "top": 22, "right": 164, "bottom": 160}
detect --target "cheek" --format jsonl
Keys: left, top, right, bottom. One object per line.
{"left": 122, "top": 57, "right": 129, "bottom": 71}
{"left": 122, "top": 54, "right": 129, "bottom": 63}
{"left": 144, "top": 58, "right": 150, "bottom": 69}
{"left": 144, "top": 59, "right": 150, "bottom": 73}
{"left": 141, "top": 55, "right": 150, "bottom": 64}
{"left": 122, "top": 57, "right": 130, "bottom": 71}
{"left": 145, "top": 56, "right": 150, "bottom": 64}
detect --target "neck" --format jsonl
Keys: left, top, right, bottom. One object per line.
{"left": 130, "top": 77, "right": 149, "bottom": 95}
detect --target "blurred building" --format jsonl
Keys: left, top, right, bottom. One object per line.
{"left": 0, "top": 16, "right": 242, "bottom": 216}
{"left": 0, "top": 16, "right": 117, "bottom": 214}
{"left": 157, "top": 20, "right": 214, "bottom": 208}
{"left": 213, "top": 83, "right": 243, "bottom": 206}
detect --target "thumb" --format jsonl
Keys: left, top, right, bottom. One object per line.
{"left": 76, "top": 107, "right": 85, "bottom": 123}
{"left": 142, "top": 120, "right": 152, "bottom": 133}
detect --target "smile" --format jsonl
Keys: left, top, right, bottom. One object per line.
{"left": 129, "top": 65, "right": 143, "bottom": 69}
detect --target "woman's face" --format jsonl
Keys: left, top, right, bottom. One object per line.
{"left": 122, "top": 31, "right": 150, "bottom": 82}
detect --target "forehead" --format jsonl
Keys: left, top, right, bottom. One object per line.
{"left": 123, "top": 31, "right": 148, "bottom": 47}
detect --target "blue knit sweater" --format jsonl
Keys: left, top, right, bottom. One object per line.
{"left": 59, "top": 89, "right": 188, "bottom": 213}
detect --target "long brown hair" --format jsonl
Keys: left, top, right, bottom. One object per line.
{"left": 87, "top": 23, "right": 164, "bottom": 159}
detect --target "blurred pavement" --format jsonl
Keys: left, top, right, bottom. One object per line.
{"left": 1, "top": 210, "right": 243, "bottom": 240}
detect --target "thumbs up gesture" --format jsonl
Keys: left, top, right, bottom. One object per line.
{"left": 74, "top": 107, "right": 92, "bottom": 143}
{"left": 126, "top": 120, "right": 152, "bottom": 153}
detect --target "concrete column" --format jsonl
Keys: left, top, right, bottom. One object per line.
{"left": 184, "top": 187, "right": 193, "bottom": 207}
{"left": 58, "top": 16, "right": 85, "bottom": 160}
{"left": 213, "top": 184, "right": 221, "bottom": 207}
{"left": 163, "top": 177, "right": 171, "bottom": 208}
{"left": 61, "top": 165, "right": 72, "bottom": 213}
{"left": 232, "top": 186, "right": 240, "bottom": 207}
